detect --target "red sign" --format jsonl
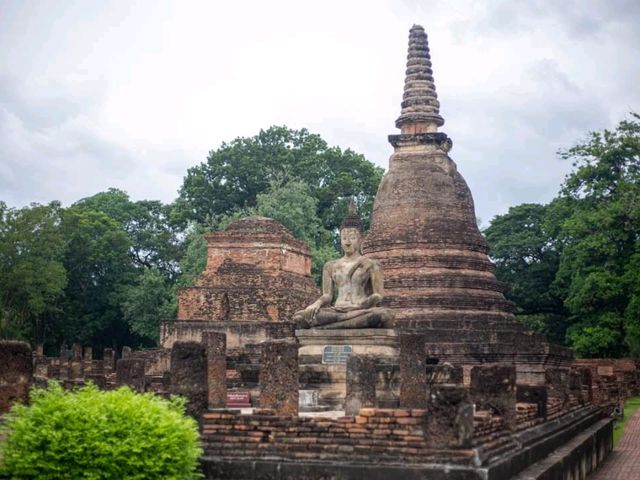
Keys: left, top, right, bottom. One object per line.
{"left": 226, "top": 390, "right": 251, "bottom": 407}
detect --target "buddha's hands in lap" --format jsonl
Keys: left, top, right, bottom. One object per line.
{"left": 303, "top": 300, "right": 323, "bottom": 320}
{"left": 357, "top": 293, "right": 382, "bottom": 310}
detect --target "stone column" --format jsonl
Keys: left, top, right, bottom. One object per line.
{"left": 0, "top": 341, "right": 33, "bottom": 413}
{"left": 69, "top": 343, "right": 83, "bottom": 381}
{"left": 33, "top": 355, "right": 49, "bottom": 378}
{"left": 426, "top": 386, "right": 474, "bottom": 448}
{"left": 116, "top": 358, "right": 146, "bottom": 392}
{"left": 545, "top": 367, "right": 570, "bottom": 406}
{"left": 47, "top": 363, "right": 61, "bottom": 380}
{"left": 58, "top": 344, "right": 69, "bottom": 382}
{"left": 579, "top": 367, "right": 593, "bottom": 403}
{"left": 103, "top": 348, "right": 115, "bottom": 375}
{"left": 470, "top": 364, "right": 517, "bottom": 430}
{"left": 170, "top": 341, "right": 208, "bottom": 418}
{"left": 399, "top": 331, "right": 428, "bottom": 409}
{"left": 72, "top": 343, "right": 82, "bottom": 360}
{"left": 569, "top": 369, "right": 584, "bottom": 404}
{"left": 345, "top": 355, "right": 377, "bottom": 416}
{"left": 202, "top": 331, "right": 227, "bottom": 409}
{"left": 121, "top": 346, "right": 132, "bottom": 359}
{"left": 83, "top": 347, "right": 93, "bottom": 374}
{"left": 259, "top": 340, "right": 298, "bottom": 416}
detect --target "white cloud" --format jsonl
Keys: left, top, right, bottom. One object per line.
{"left": 0, "top": 0, "right": 638, "bottom": 224}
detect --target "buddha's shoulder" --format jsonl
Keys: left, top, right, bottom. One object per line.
{"left": 360, "top": 255, "right": 382, "bottom": 268}
{"left": 323, "top": 259, "right": 340, "bottom": 270}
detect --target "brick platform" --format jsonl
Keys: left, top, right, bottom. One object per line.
{"left": 200, "top": 403, "right": 612, "bottom": 479}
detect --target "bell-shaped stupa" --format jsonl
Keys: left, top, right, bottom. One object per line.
{"left": 364, "top": 25, "right": 572, "bottom": 375}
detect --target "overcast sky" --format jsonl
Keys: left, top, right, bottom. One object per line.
{"left": 1, "top": 0, "right": 639, "bottom": 225}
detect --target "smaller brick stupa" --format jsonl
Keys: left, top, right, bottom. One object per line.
{"left": 161, "top": 216, "right": 319, "bottom": 350}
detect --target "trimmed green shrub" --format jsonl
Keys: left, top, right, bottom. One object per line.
{"left": 0, "top": 382, "right": 202, "bottom": 479}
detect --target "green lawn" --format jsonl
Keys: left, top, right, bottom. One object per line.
{"left": 613, "top": 396, "right": 640, "bottom": 445}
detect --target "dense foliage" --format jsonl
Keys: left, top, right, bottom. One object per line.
{"left": 173, "top": 126, "right": 383, "bottom": 233}
{"left": 0, "top": 126, "right": 381, "bottom": 351}
{"left": 0, "top": 383, "right": 202, "bottom": 480}
{"left": 485, "top": 113, "right": 640, "bottom": 357}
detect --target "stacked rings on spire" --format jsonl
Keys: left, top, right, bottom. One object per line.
{"left": 395, "top": 25, "right": 444, "bottom": 129}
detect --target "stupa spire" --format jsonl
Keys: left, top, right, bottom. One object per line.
{"left": 395, "top": 24, "right": 444, "bottom": 133}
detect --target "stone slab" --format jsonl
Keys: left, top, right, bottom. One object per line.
{"left": 296, "top": 328, "right": 397, "bottom": 354}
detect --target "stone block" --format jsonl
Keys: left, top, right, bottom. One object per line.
{"left": 170, "top": 341, "right": 208, "bottom": 418}
{"left": 58, "top": 359, "right": 69, "bottom": 381}
{"left": 376, "top": 362, "right": 400, "bottom": 408}
{"left": 259, "top": 340, "right": 298, "bottom": 415}
{"left": 71, "top": 343, "right": 82, "bottom": 361}
{"left": 202, "top": 330, "right": 227, "bottom": 408}
{"left": 470, "top": 364, "right": 516, "bottom": 429}
{"left": 116, "top": 358, "right": 146, "bottom": 392}
{"left": 33, "top": 355, "right": 49, "bottom": 378}
{"left": 399, "top": 331, "right": 427, "bottom": 409}
{"left": 59, "top": 343, "right": 68, "bottom": 362}
{"left": 0, "top": 340, "right": 33, "bottom": 413}
{"left": 516, "top": 384, "right": 548, "bottom": 418}
{"left": 426, "top": 386, "right": 474, "bottom": 448}
{"left": 345, "top": 355, "right": 377, "bottom": 416}
{"left": 69, "top": 361, "right": 82, "bottom": 380}
{"left": 545, "top": 367, "right": 570, "bottom": 405}
{"left": 578, "top": 367, "right": 593, "bottom": 403}
{"left": 569, "top": 369, "right": 584, "bottom": 404}
{"left": 103, "top": 348, "right": 115, "bottom": 374}
{"left": 121, "top": 346, "right": 132, "bottom": 359}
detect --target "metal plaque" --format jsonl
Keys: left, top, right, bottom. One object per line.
{"left": 322, "top": 345, "right": 352, "bottom": 364}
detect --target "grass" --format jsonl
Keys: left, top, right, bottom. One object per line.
{"left": 613, "top": 396, "right": 640, "bottom": 445}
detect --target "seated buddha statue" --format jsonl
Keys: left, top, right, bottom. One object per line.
{"left": 294, "top": 202, "right": 394, "bottom": 329}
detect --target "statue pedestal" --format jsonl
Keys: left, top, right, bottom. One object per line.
{"left": 296, "top": 329, "right": 399, "bottom": 410}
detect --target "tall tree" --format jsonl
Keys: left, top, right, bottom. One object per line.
{"left": 554, "top": 113, "right": 640, "bottom": 357}
{"left": 120, "top": 268, "right": 176, "bottom": 344}
{"left": 0, "top": 202, "right": 66, "bottom": 343}
{"left": 57, "top": 206, "right": 136, "bottom": 350}
{"left": 484, "top": 203, "right": 569, "bottom": 344}
{"left": 75, "top": 189, "right": 183, "bottom": 277}
{"left": 173, "top": 126, "right": 383, "bottom": 232}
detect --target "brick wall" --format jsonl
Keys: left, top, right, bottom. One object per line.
{"left": 201, "top": 408, "right": 476, "bottom": 465}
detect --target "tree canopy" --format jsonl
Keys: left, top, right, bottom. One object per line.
{"left": 173, "top": 126, "right": 384, "bottom": 233}
{"left": 485, "top": 113, "right": 640, "bottom": 357}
